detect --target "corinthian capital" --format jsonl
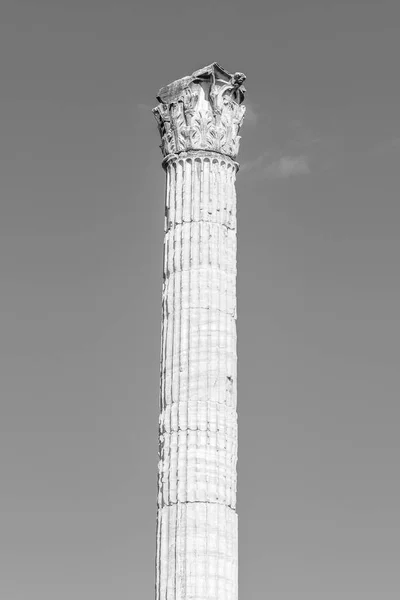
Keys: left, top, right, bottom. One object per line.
{"left": 153, "top": 62, "right": 246, "bottom": 160}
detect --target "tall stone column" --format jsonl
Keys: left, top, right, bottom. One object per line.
{"left": 153, "top": 63, "right": 246, "bottom": 600}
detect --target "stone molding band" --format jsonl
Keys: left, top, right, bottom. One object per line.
{"left": 162, "top": 150, "right": 240, "bottom": 172}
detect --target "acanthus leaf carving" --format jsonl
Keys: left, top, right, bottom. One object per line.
{"left": 153, "top": 63, "right": 246, "bottom": 160}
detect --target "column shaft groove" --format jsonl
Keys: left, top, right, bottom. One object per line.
{"left": 156, "top": 153, "right": 238, "bottom": 600}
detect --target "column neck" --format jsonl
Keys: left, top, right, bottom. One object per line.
{"left": 162, "top": 150, "right": 240, "bottom": 172}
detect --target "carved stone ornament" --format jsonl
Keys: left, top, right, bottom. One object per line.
{"left": 153, "top": 62, "right": 246, "bottom": 160}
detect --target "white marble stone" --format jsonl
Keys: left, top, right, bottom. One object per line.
{"left": 153, "top": 63, "right": 246, "bottom": 600}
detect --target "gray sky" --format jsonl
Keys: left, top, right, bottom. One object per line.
{"left": 1, "top": 0, "right": 399, "bottom": 598}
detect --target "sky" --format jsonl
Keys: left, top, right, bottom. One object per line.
{"left": 0, "top": 0, "right": 399, "bottom": 598}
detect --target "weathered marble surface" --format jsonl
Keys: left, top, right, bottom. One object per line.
{"left": 153, "top": 62, "right": 246, "bottom": 160}
{"left": 154, "top": 63, "right": 246, "bottom": 600}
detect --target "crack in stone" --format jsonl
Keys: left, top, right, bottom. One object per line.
{"left": 165, "top": 220, "right": 236, "bottom": 234}
{"left": 159, "top": 499, "right": 237, "bottom": 511}
{"left": 162, "top": 305, "right": 236, "bottom": 318}
{"left": 163, "top": 268, "right": 237, "bottom": 280}
{"left": 159, "top": 427, "right": 237, "bottom": 436}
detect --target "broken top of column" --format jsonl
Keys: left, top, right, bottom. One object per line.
{"left": 153, "top": 62, "right": 247, "bottom": 160}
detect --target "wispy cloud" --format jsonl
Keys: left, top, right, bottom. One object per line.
{"left": 243, "top": 101, "right": 259, "bottom": 126}
{"left": 239, "top": 118, "right": 325, "bottom": 179}
{"left": 286, "top": 120, "right": 321, "bottom": 149}
{"left": 264, "top": 155, "right": 310, "bottom": 178}
{"left": 137, "top": 103, "right": 153, "bottom": 112}
{"left": 241, "top": 152, "right": 310, "bottom": 179}
{"left": 240, "top": 152, "right": 269, "bottom": 173}
{"left": 374, "top": 137, "right": 400, "bottom": 154}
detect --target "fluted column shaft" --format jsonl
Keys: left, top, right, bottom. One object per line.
{"left": 156, "top": 150, "right": 238, "bottom": 600}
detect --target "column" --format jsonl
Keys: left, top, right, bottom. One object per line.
{"left": 153, "top": 63, "right": 246, "bottom": 600}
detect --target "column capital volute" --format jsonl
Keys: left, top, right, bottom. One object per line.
{"left": 153, "top": 62, "right": 247, "bottom": 161}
